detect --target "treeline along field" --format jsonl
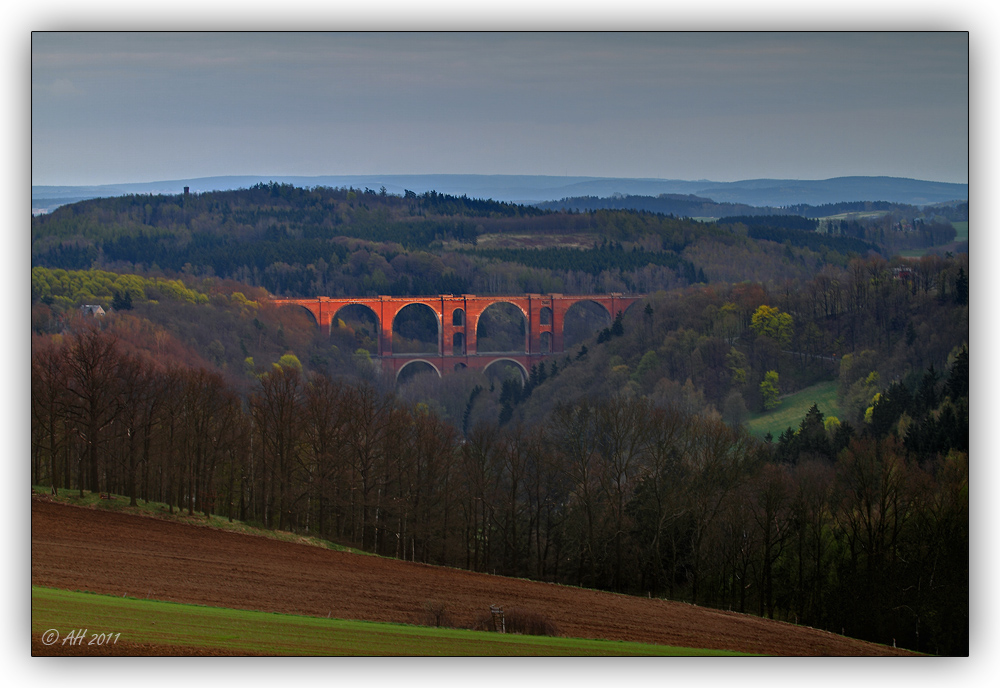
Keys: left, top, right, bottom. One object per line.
{"left": 33, "top": 319, "right": 967, "bottom": 655}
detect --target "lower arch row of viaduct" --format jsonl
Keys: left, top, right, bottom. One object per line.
{"left": 269, "top": 294, "right": 643, "bottom": 373}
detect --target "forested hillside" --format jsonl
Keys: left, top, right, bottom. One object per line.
{"left": 33, "top": 182, "right": 891, "bottom": 298}
{"left": 31, "top": 184, "right": 968, "bottom": 655}
{"left": 539, "top": 193, "right": 968, "bottom": 224}
{"left": 537, "top": 192, "right": 764, "bottom": 217}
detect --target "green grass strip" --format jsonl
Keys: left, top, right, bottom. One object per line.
{"left": 746, "top": 380, "right": 840, "bottom": 439}
{"left": 896, "top": 248, "right": 929, "bottom": 258}
{"left": 32, "top": 586, "right": 751, "bottom": 656}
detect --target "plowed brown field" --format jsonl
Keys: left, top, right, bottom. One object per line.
{"left": 31, "top": 495, "right": 910, "bottom": 656}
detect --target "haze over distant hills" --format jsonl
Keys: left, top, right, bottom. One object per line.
{"left": 31, "top": 174, "right": 968, "bottom": 215}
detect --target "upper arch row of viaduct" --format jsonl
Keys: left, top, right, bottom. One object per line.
{"left": 269, "top": 293, "right": 643, "bottom": 358}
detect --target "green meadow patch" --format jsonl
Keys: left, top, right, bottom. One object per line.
{"left": 31, "top": 587, "right": 751, "bottom": 656}
{"left": 896, "top": 221, "right": 967, "bottom": 258}
{"left": 746, "top": 380, "right": 840, "bottom": 439}
{"left": 469, "top": 232, "right": 599, "bottom": 250}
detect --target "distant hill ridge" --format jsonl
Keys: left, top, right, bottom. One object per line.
{"left": 32, "top": 174, "right": 967, "bottom": 214}
{"left": 539, "top": 195, "right": 968, "bottom": 221}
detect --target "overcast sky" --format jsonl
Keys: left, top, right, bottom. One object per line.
{"left": 31, "top": 31, "right": 969, "bottom": 187}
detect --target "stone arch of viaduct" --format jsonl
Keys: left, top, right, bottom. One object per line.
{"left": 269, "top": 293, "right": 643, "bottom": 379}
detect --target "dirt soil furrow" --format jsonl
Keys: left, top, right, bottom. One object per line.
{"left": 31, "top": 497, "right": 911, "bottom": 656}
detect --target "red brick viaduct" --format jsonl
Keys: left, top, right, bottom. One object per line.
{"left": 270, "top": 293, "right": 643, "bottom": 381}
